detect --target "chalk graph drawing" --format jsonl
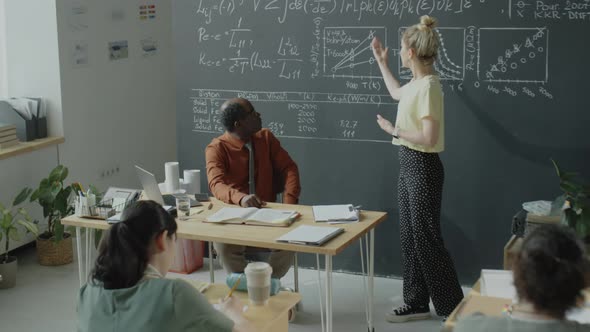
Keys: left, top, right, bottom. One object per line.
{"left": 478, "top": 28, "right": 549, "bottom": 83}
{"left": 323, "top": 27, "right": 387, "bottom": 79}
{"left": 398, "top": 27, "right": 466, "bottom": 81}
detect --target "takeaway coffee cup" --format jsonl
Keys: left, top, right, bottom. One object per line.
{"left": 244, "top": 262, "right": 272, "bottom": 306}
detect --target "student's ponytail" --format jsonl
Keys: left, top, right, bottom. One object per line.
{"left": 91, "top": 200, "right": 177, "bottom": 289}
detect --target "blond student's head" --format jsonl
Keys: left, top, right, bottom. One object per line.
{"left": 400, "top": 15, "right": 439, "bottom": 67}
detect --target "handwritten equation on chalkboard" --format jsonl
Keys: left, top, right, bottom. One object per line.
{"left": 191, "top": 89, "right": 395, "bottom": 142}
{"left": 182, "top": 0, "right": 588, "bottom": 142}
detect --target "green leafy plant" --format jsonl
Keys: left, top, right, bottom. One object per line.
{"left": 552, "top": 159, "right": 590, "bottom": 241}
{"left": 30, "top": 165, "right": 75, "bottom": 242}
{"left": 0, "top": 188, "right": 39, "bottom": 263}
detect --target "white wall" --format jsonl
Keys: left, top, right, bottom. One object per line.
{"left": 56, "top": 0, "right": 176, "bottom": 190}
{"left": 1, "top": 0, "right": 63, "bottom": 253}
{"left": 4, "top": 0, "right": 63, "bottom": 136}
{"left": 0, "top": 0, "right": 7, "bottom": 97}
{"left": 1, "top": 0, "right": 176, "bottom": 252}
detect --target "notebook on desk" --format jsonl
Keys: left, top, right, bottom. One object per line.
{"left": 204, "top": 207, "right": 299, "bottom": 227}
{"left": 276, "top": 225, "right": 344, "bottom": 246}
{"left": 480, "top": 269, "right": 517, "bottom": 300}
{"left": 312, "top": 204, "right": 360, "bottom": 223}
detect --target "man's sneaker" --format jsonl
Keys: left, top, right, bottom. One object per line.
{"left": 385, "top": 304, "right": 431, "bottom": 323}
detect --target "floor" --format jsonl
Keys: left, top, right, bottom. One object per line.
{"left": 0, "top": 246, "right": 469, "bottom": 332}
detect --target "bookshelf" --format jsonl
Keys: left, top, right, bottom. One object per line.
{"left": 0, "top": 136, "right": 64, "bottom": 160}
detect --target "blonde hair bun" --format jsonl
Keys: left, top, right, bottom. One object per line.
{"left": 420, "top": 15, "right": 437, "bottom": 29}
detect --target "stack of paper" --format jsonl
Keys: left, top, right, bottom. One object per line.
{"left": 276, "top": 225, "right": 344, "bottom": 246}
{"left": 312, "top": 204, "right": 359, "bottom": 223}
{"left": 480, "top": 269, "right": 517, "bottom": 301}
{"left": 0, "top": 123, "right": 19, "bottom": 149}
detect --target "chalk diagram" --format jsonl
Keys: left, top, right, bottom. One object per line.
{"left": 478, "top": 27, "right": 549, "bottom": 83}
{"left": 398, "top": 27, "right": 466, "bottom": 81}
{"left": 323, "top": 27, "right": 387, "bottom": 78}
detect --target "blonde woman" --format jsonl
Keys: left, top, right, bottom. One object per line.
{"left": 372, "top": 16, "right": 463, "bottom": 322}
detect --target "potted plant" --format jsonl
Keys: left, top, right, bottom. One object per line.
{"left": 0, "top": 188, "right": 39, "bottom": 289}
{"left": 30, "top": 165, "right": 75, "bottom": 266}
{"left": 551, "top": 159, "right": 590, "bottom": 249}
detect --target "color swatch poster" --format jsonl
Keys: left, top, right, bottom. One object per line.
{"left": 139, "top": 4, "right": 156, "bottom": 20}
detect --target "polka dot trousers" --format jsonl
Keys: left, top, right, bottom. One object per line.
{"left": 398, "top": 146, "right": 464, "bottom": 317}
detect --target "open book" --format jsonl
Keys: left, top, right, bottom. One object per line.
{"left": 205, "top": 207, "right": 299, "bottom": 227}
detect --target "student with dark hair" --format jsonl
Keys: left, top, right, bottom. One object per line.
{"left": 205, "top": 98, "right": 300, "bottom": 280}
{"left": 455, "top": 225, "right": 590, "bottom": 332}
{"left": 77, "top": 200, "right": 254, "bottom": 332}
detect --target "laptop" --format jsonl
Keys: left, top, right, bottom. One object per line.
{"left": 135, "top": 165, "right": 201, "bottom": 208}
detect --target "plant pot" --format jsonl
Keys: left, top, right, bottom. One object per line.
{"left": 0, "top": 256, "right": 17, "bottom": 289}
{"left": 36, "top": 233, "right": 73, "bottom": 266}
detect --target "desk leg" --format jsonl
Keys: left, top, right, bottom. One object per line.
{"left": 368, "top": 229, "right": 375, "bottom": 332}
{"left": 294, "top": 253, "right": 299, "bottom": 293}
{"left": 76, "top": 227, "right": 83, "bottom": 287}
{"left": 208, "top": 241, "right": 214, "bottom": 283}
{"left": 293, "top": 253, "right": 300, "bottom": 310}
{"left": 316, "top": 254, "right": 325, "bottom": 332}
{"left": 89, "top": 229, "right": 95, "bottom": 266}
{"left": 325, "top": 254, "right": 333, "bottom": 332}
{"left": 85, "top": 228, "right": 90, "bottom": 280}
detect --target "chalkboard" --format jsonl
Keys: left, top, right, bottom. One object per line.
{"left": 173, "top": 0, "right": 590, "bottom": 283}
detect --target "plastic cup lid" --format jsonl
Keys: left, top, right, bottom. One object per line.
{"left": 245, "top": 262, "right": 272, "bottom": 272}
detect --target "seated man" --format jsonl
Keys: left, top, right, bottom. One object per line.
{"left": 205, "top": 98, "right": 301, "bottom": 280}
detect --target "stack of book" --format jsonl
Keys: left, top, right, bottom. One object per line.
{"left": 0, "top": 123, "right": 19, "bottom": 149}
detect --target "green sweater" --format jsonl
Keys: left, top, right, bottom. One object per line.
{"left": 77, "top": 278, "right": 234, "bottom": 332}
{"left": 455, "top": 315, "right": 590, "bottom": 332}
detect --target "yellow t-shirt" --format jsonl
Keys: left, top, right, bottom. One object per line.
{"left": 393, "top": 75, "right": 445, "bottom": 153}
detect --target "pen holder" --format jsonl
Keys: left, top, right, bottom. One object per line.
{"left": 75, "top": 194, "right": 96, "bottom": 217}
{"left": 35, "top": 116, "right": 47, "bottom": 139}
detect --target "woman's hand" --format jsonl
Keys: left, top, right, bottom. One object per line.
{"left": 218, "top": 296, "right": 245, "bottom": 320}
{"left": 376, "top": 114, "right": 395, "bottom": 135}
{"left": 371, "top": 37, "right": 388, "bottom": 65}
{"left": 219, "top": 297, "right": 257, "bottom": 332}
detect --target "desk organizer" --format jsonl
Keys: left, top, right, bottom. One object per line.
{"left": 75, "top": 197, "right": 131, "bottom": 220}
{"left": 0, "top": 100, "right": 47, "bottom": 141}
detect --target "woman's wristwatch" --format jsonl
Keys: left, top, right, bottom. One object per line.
{"left": 392, "top": 127, "right": 400, "bottom": 139}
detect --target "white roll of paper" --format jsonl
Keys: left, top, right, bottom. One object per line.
{"left": 183, "top": 169, "right": 201, "bottom": 194}
{"left": 165, "top": 162, "right": 180, "bottom": 193}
